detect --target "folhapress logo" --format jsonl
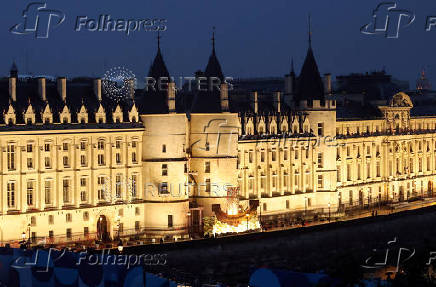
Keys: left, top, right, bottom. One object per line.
{"left": 361, "top": 2, "right": 415, "bottom": 38}
{"left": 10, "top": 2, "right": 65, "bottom": 39}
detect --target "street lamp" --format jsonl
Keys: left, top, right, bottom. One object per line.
{"left": 117, "top": 239, "right": 123, "bottom": 253}
{"left": 246, "top": 213, "right": 250, "bottom": 232}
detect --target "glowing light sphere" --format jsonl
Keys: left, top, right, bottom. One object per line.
{"left": 102, "top": 66, "right": 137, "bottom": 103}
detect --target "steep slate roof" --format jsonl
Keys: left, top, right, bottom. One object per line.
{"left": 189, "top": 31, "right": 223, "bottom": 113}
{"left": 294, "top": 43, "right": 324, "bottom": 103}
{"left": 0, "top": 65, "right": 136, "bottom": 125}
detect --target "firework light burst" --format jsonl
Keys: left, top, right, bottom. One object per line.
{"left": 102, "top": 66, "right": 137, "bottom": 102}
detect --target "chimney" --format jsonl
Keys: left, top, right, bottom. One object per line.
{"left": 220, "top": 83, "right": 229, "bottom": 112}
{"left": 253, "top": 91, "right": 258, "bottom": 114}
{"left": 276, "top": 91, "right": 281, "bottom": 113}
{"left": 57, "top": 77, "right": 67, "bottom": 102}
{"left": 8, "top": 77, "right": 16, "bottom": 102}
{"left": 168, "top": 82, "right": 176, "bottom": 113}
{"left": 94, "top": 78, "right": 102, "bottom": 101}
{"left": 38, "top": 77, "right": 46, "bottom": 102}
{"left": 324, "top": 73, "right": 332, "bottom": 95}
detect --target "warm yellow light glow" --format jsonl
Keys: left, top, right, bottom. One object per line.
{"left": 212, "top": 216, "right": 260, "bottom": 235}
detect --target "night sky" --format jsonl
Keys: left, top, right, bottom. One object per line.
{"left": 1, "top": 0, "right": 436, "bottom": 87}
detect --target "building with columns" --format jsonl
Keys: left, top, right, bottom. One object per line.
{"left": 0, "top": 33, "right": 435, "bottom": 243}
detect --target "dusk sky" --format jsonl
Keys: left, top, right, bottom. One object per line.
{"left": 1, "top": 0, "right": 436, "bottom": 87}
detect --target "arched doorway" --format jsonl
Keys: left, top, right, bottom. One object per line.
{"left": 97, "top": 215, "right": 109, "bottom": 242}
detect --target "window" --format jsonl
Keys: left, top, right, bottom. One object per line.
{"left": 131, "top": 174, "right": 138, "bottom": 198}
{"left": 132, "top": 152, "right": 137, "bottom": 163}
{"left": 337, "top": 166, "right": 341, "bottom": 182}
{"left": 116, "top": 174, "right": 122, "bottom": 198}
{"left": 84, "top": 227, "right": 89, "bottom": 236}
{"left": 116, "top": 153, "right": 121, "bottom": 164}
{"left": 118, "top": 209, "right": 124, "bottom": 216}
{"left": 317, "top": 153, "right": 323, "bottom": 168}
{"left": 7, "top": 144, "right": 16, "bottom": 170}
{"left": 317, "top": 175, "right": 323, "bottom": 189}
{"left": 205, "top": 161, "right": 210, "bottom": 173}
{"left": 81, "top": 155, "right": 86, "bottom": 166}
{"left": 135, "top": 207, "right": 140, "bottom": 215}
{"left": 45, "top": 180, "right": 52, "bottom": 205}
{"left": 44, "top": 143, "right": 50, "bottom": 152}
{"left": 66, "top": 213, "right": 72, "bottom": 222}
{"left": 376, "top": 162, "right": 381, "bottom": 177}
{"left": 347, "top": 164, "right": 351, "bottom": 181}
{"left": 162, "top": 164, "right": 168, "bottom": 176}
{"left": 272, "top": 151, "right": 277, "bottom": 161}
{"left": 286, "top": 200, "right": 290, "bottom": 209}
{"left": 284, "top": 150, "right": 288, "bottom": 161}
{"left": 63, "top": 156, "right": 69, "bottom": 167}
{"left": 98, "top": 154, "right": 105, "bottom": 166}
{"left": 132, "top": 141, "right": 137, "bottom": 148}
{"left": 249, "top": 151, "right": 253, "bottom": 163}
{"left": 205, "top": 179, "right": 211, "bottom": 193}
{"left": 27, "top": 181, "right": 34, "bottom": 206}
{"left": 63, "top": 143, "right": 69, "bottom": 151}
{"left": 263, "top": 203, "right": 267, "bottom": 212}
{"left": 261, "top": 152, "right": 265, "bottom": 162}
{"left": 135, "top": 221, "right": 140, "bottom": 231}
{"left": 317, "top": 123, "right": 324, "bottom": 137}
{"left": 66, "top": 228, "right": 72, "bottom": 239}
{"left": 98, "top": 176, "right": 106, "bottom": 200}
{"left": 162, "top": 145, "right": 166, "bottom": 153}
{"left": 98, "top": 140, "right": 105, "bottom": 150}
{"left": 31, "top": 216, "right": 36, "bottom": 226}
{"left": 27, "top": 144, "right": 33, "bottom": 153}
{"left": 349, "top": 190, "right": 353, "bottom": 206}
{"left": 159, "top": 182, "right": 169, "bottom": 194}
{"left": 48, "top": 215, "right": 54, "bottom": 225}
{"left": 81, "top": 190, "right": 87, "bottom": 202}
{"left": 27, "top": 158, "right": 33, "bottom": 169}
{"left": 45, "top": 157, "right": 51, "bottom": 168}
{"left": 83, "top": 211, "right": 89, "bottom": 221}
{"left": 116, "top": 140, "right": 121, "bottom": 149}
{"left": 168, "top": 215, "right": 173, "bottom": 228}
{"left": 80, "top": 141, "right": 86, "bottom": 150}
{"left": 63, "top": 179, "right": 70, "bottom": 204}
{"left": 7, "top": 182, "right": 15, "bottom": 208}
{"left": 367, "top": 164, "right": 371, "bottom": 179}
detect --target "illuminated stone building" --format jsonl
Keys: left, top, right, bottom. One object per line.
{"left": 0, "top": 34, "right": 435, "bottom": 243}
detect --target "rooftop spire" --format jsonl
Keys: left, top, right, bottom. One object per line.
{"left": 212, "top": 26, "right": 216, "bottom": 55}
{"left": 308, "top": 14, "right": 312, "bottom": 48}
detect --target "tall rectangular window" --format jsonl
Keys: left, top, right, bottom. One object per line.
{"left": 63, "top": 179, "right": 70, "bottom": 203}
{"left": 168, "top": 215, "right": 173, "bottom": 228}
{"left": 317, "top": 175, "right": 323, "bottom": 189}
{"left": 205, "top": 161, "right": 210, "bottom": 173}
{"left": 45, "top": 180, "right": 52, "bottom": 205}
{"left": 7, "top": 144, "right": 16, "bottom": 170}
{"left": 317, "top": 153, "right": 323, "bottom": 168}
{"left": 98, "top": 176, "right": 106, "bottom": 200}
{"left": 131, "top": 174, "right": 138, "bottom": 198}
{"left": 132, "top": 152, "right": 137, "bottom": 163}
{"left": 162, "top": 164, "right": 168, "bottom": 176}
{"left": 116, "top": 174, "right": 122, "bottom": 198}
{"left": 116, "top": 153, "right": 121, "bottom": 164}
{"left": 98, "top": 154, "right": 105, "bottom": 166}
{"left": 7, "top": 182, "right": 15, "bottom": 208}
{"left": 205, "top": 179, "right": 211, "bottom": 193}
{"left": 81, "top": 155, "right": 86, "bottom": 166}
{"left": 162, "top": 145, "right": 166, "bottom": 153}
{"left": 27, "top": 181, "right": 34, "bottom": 206}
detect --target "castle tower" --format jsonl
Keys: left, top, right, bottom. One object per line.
{"left": 294, "top": 17, "right": 338, "bottom": 209}
{"left": 141, "top": 34, "right": 189, "bottom": 239}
